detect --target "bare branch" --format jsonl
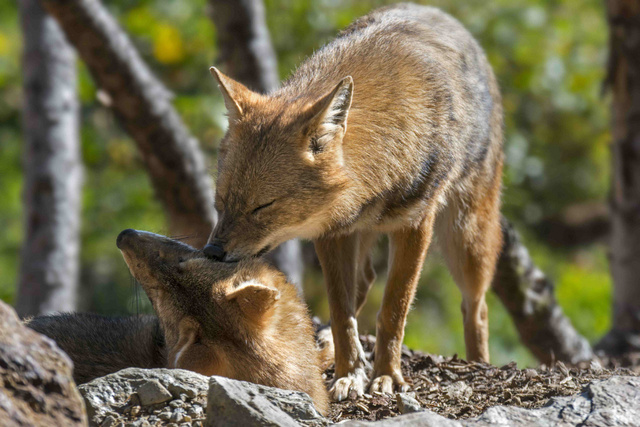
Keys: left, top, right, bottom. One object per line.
{"left": 492, "top": 216, "right": 594, "bottom": 364}
{"left": 41, "top": 0, "right": 216, "bottom": 248}
{"left": 208, "top": 0, "right": 279, "bottom": 92}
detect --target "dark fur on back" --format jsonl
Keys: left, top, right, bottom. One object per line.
{"left": 26, "top": 313, "right": 166, "bottom": 384}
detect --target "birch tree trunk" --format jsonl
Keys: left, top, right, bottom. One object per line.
{"left": 597, "top": 0, "right": 640, "bottom": 356}
{"left": 41, "top": 0, "right": 216, "bottom": 249}
{"left": 16, "top": 0, "right": 82, "bottom": 316}
{"left": 209, "top": 0, "right": 304, "bottom": 287}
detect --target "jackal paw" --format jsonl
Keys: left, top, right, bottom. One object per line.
{"left": 369, "top": 374, "right": 409, "bottom": 395}
{"left": 330, "top": 368, "right": 368, "bottom": 401}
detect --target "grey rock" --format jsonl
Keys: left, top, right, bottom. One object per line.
{"left": 342, "top": 411, "right": 462, "bottom": 427}
{"left": 396, "top": 393, "right": 423, "bottom": 414}
{"left": 0, "top": 300, "right": 87, "bottom": 427}
{"left": 344, "top": 376, "right": 640, "bottom": 427}
{"left": 169, "top": 399, "right": 183, "bottom": 409}
{"left": 205, "top": 376, "right": 328, "bottom": 427}
{"left": 101, "top": 415, "right": 118, "bottom": 427}
{"left": 136, "top": 380, "right": 172, "bottom": 406}
{"left": 79, "top": 368, "right": 209, "bottom": 422}
{"left": 170, "top": 411, "right": 184, "bottom": 423}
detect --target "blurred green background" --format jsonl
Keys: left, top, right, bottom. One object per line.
{"left": 0, "top": 0, "right": 611, "bottom": 367}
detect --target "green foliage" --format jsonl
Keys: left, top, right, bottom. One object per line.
{"left": 0, "top": 0, "right": 612, "bottom": 366}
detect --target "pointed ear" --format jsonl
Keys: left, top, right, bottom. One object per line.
{"left": 226, "top": 279, "right": 280, "bottom": 322}
{"left": 209, "top": 66, "right": 250, "bottom": 121}
{"left": 306, "top": 76, "right": 353, "bottom": 153}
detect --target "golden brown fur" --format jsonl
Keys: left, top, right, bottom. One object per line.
{"left": 116, "top": 230, "right": 329, "bottom": 413}
{"left": 208, "top": 4, "right": 503, "bottom": 401}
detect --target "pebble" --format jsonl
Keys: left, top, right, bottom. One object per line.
{"left": 101, "top": 416, "right": 117, "bottom": 427}
{"left": 524, "top": 368, "right": 539, "bottom": 379}
{"left": 188, "top": 406, "right": 204, "bottom": 418}
{"left": 136, "top": 380, "right": 173, "bottom": 406}
{"left": 158, "top": 411, "right": 172, "bottom": 421}
{"left": 167, "top": 383, "right": 197, "bottom": 399}
{"left": 130, "top": 406, "right": 141, "bottom": 417}
{"left": 396, "top": 392, "right": 423, "bottom": 414}
{"left": 169, "top": 400, "right": 183, "bottom": 409}
{"left": 170, "top": 412, "right": 184, "bottom": 423}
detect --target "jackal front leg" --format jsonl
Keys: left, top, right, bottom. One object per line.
{"left": 370, "top": 214, "right": 434, "bottom": 394}
{"left": 315, "top": 233, "right": 370, "bottom": 401}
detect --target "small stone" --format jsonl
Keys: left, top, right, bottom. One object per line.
{"left": 524, "top": 368, "right": 539, "bottom": 379}
{"left": 130, "top": 406, "right": 141, "bottom": 417}
{"left": 170, "top": 412, "right": 184, "bottom": 423}
{"left": 179, "top": 393, "right": 188, "bottom": 401}
{"left": 101, "top": 416, "right": 118, "bottom": 427}
{"left": 158, "top": 412, "right": 172, "bottom": 421}
{"left": 396, "top": 392, "right": 423, "bottom": 414}
{"left": 169, "top": 400, "right": 183, "bottom": 409}
{"left": 443, "top": 381, "right": 472, "bottom": 401}
{"left": 136, "top": 380, "right": 173, "bottom": 406}
{"left": 182, "top": 415, "right": 192, "bottom": 423}
{"left": 590, "top": 359, "right": 604, "bottom": 373}
{"left": 167, "top": 383, "right": 197, "bottom": 399}
{"left": 188, "top": 406, "right": 204, "bottom": 418}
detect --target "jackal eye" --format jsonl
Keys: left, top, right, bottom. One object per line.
{"left": 251, "top": 200, "right": 275, "bottom": 215}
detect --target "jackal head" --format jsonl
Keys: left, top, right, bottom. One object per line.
{"left": 206, "top": 67, "right": 354, "bottom": 262}
{"left": 116, "top": 229, "right": 287, "bottom": 378}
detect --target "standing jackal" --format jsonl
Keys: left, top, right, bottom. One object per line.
{"left": 207, "top": 4, "right": 503, "bottom": 401}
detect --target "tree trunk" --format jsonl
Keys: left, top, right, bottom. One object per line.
{"left": 597, "top": 0, "right": 640, "bottom": 356}
{"left": 208, "top": 0, "right": 304, "bottom": 287}
{"left": 41, "top": 0, "right": 216, "bottom": 248}
{"left": 208, "top": 0, "right": 279, "bottom": 93}
{"left": 16, "top": 0, "right": 82, "bottom": 316}
{"left": 492, "top": 217, "right": 594, "bottom": 364}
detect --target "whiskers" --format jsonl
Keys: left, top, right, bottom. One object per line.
{"left": 169, "top": 234, "right": 198, "bottom": 242}
{"left": 130, "top": 275, "right": 141, "bottom": 316}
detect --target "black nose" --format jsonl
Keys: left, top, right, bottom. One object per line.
{"left": 116, "top": 228, "right": 137, "bottom": 249}
{"left": 203, "top": 242, "right": 226, "bottom": 261}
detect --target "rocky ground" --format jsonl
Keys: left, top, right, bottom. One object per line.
{"left": 77, "top": 334, "right": 638, "bottom": 427}
{"left": 327, "top": 335, "right": 639, "bottom": 423}
{"left": 3, "top": 293, "right": 638, "bottom": 427}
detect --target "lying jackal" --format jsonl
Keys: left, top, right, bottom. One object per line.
{"left": 206, "top": 4, "right": 503, "bottom": 401}
{"left": 28, "top": 230, "right": 329, "bottom": 413}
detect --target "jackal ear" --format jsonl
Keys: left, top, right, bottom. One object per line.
{"left": 210, "top": 67, "right": 249, "bottom": 121}
{"left": 307, "top": 76, "right": 353, "bottom": 152}
{"left": 226, "top": 279, "right": 281, "bottom": 322}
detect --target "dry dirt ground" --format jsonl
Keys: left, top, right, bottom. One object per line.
{"left": 325, "top": 335, "right": 640, "bottom": 423}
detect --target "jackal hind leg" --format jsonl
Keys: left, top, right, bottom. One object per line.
{"left": 315, "top": 232, "right": 369, "bottom": 401}
{"left": 370, "top": 213, "right": 435, "bottom": 394}
{"left": 435, "top": 182, "right": 502, "bottom": 363}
